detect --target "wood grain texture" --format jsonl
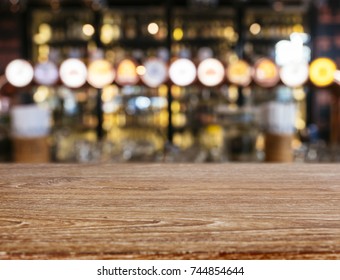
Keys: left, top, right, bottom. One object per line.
{"left": 1, "top": 163, "right": 340, "bottom": 260}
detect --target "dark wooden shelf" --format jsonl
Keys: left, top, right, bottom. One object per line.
{"left": 48, "top": 39, "right": 89, "bottom": 46}
{"left": 107, "top": 38, "right": 166, "bottom": 48}
{"left": 245, "top": 36, "right": 290, "bottom": 44}
{"left": 176, "top": 37, "right": 236, "bottom": 44}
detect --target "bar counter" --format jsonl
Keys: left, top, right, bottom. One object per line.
{"left": 1, "top": 163, "right": 340, "bottom": 259}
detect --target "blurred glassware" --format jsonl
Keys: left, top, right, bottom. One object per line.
{"left": 216, "top": 106, "right": 259, "bottom": 162}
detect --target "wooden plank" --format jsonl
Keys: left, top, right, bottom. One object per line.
{"left": 0, "top": 163, "right": 340, "bottom": 259}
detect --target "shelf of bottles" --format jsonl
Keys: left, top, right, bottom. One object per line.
{"left": 168, "top": 7, "right": 242, "bottom": 162}
{"left": 30, "top": 9, "right": 101, "bottom": 162}
{"left": 32, "top": 10, "right": 95, "bottom": 63}
{"left": 98, "top": 8, "right": 169, "bottom": 162}
{"left": 20, "top": 4, "right": 315, "bottom": 163}
{"left": 171, "top": 8, "right": 237, "bottom": 55}
{"left": 242, "top": 6, "right": 311, "bottom": 155}
{"left": 31, "top": 8, "right": 171, "bottom": 162}
{"left": 243, "top": 7, "right": 309, "bottom": 61}
{"left": 29, "top": 10, "right": 168, "bottom": 162}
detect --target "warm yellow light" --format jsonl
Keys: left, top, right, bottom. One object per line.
{"left": 173, "top": 133, "right": 183, "bottom": 148}
{"left": 34, "top": 23, "right": 52, "bottom": 44}
{"left": 292, "top": 138, "right": 302, "bottom": 149}
{"left": 231, "top": 33, "right": 239, "bottom": 43}
{"left": 223, "top": 26, "right": 235, "bottom": 39}
{"left": 34, "top": 34, "right": 43, "bottom": 45}
{"left": 147, "top": 22, "right": 159, "bottom": 35}
{"left": 293, "top": 88, "right": 306, "bottom": 101}
{"left": 200, "top": 125, "right": 223, "bottom": 149}
{"left": 39, "top": 44, "right": 49, "bottom": 55}
{"left": 39, "top": 23, "right": 51, "bottom": 35}
{"left": 159, "top": 110, "right": 169, "bottom": 127}
{"left": 101, "top": 24, "right": 120, "bottom": 44}
{"left": 309, "top": 57, "right": 337, "bottom": 87}
{"left": 228, "top": 53, "right": 238, "bottom": 64}
{"left": 172, "top": 113, "right": 186, "bottom": 127}
{"left": 173, "top": 131, "right": 194, "bottom": 149}
{"left": 228, "top": 103, "right": 239, "bottom": 110}
{"left": 228, "top": 85, "right": 239, "bottom": 102}
{"left": 103, "top": 116, "right": 114, "bottom": 131}
{"left": 158, "top": 84, "right": 168, "bottom": 97}
{"left": 171, "top": 101, "right": 181, "bottom": 113}
{"left": 292, "top": 24, "right": 304, "bottom": 33}
{"left": 82, "top": 24, "right": 95, "bottom": 37}
{"left": 101, "top": 24, "right": 114, "bottom": 44}
{"left": 255, "top": 134, "right": 265, "bottom": 151}
{"left": 136, "top": 65, "right": 146, "bottom": 76}
{"left": 295, "top": 118, "right": 306, "bottom": 130}
{"left": 37, "top": 44, "right": 50, "bottom": 61}
{"left": 250, "top": 23, "right": 261, "bottom": 35}
{"left": 173, "top": 27, "right": 183, "bottom": 41}
{"left": 34, "top": 23, "right": 52, "bottom": 45}
{"left": 33, "top": 86, "right": 50, "bottom": 103}
{"left": 102, "top": 85, "right": 119, "bottom": 102}
{"left": 171, "top": 85, "right": 181, "bottom": 99}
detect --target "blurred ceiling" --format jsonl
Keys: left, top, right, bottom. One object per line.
{"left": 4, "top": 0, "right": 340, "bottom": 14}
{"left": 0, "top": 0, "right": 316, "bottom": 11}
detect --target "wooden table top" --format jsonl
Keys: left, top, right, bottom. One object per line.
{"left": 1, "top": 163, "right": 340, "bottom": 260}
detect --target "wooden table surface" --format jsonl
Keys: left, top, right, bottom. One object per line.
{"left": 1, "top": 163, "right": 340, "bottom": 260}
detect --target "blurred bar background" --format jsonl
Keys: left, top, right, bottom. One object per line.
{"left": 0, "top": 0, "right": 339, "bottom": 163}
